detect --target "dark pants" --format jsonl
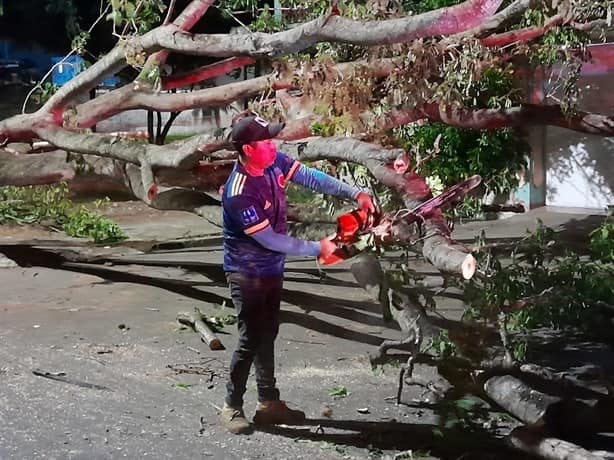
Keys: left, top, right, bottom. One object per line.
{"left": 225, "top": 272, "right": 283, "bottom": 408}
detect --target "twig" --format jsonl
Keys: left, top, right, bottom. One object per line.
{"left": 21, "top": 2, "right": 111, "bottom": 113}
{"left": 497, "top": 311, "right": 514, "bottom": 366}
{"left": 32, "top": 368, "right": 110, "bottom": 391}
{"left": 409, "top": 133, "right": 441, "bottom": 174}
{"left": 163, "top": 0, "right": 177, "bottom": 25}
{"left": 504, "top": 287, "right": 554, "bottom": 312}
{"left": 210, "top": 402, "right": 223, "bottom": 413}
{"left": 280, "top": 337, "right": 326, "bottom": 345}
{"left": 219, "top": 8, "right": 252, "bottom": 33}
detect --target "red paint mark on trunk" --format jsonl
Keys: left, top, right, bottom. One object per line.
{"left": 163, "top": 57, "right": 256, "bottom": 90}
{"left": 424, "top": 0, "right": 503, "bottom": 36}
{"left": 147, "top": 184, "right": 159, "bottom": 201}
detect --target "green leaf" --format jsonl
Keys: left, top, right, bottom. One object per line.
{"left": 329, "top": 386, "right": 350, "bottom": 398}
{"left": 124, "top": 1, "right": 136, "bottom": 18}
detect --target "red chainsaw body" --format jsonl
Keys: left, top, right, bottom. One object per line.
{"left": 335, "top": 209, "right": 377, "bottom": 244}
{"left": 318, "top": 208, "right": 379, "bottom": 266}
{"left": 318, "top": 174, "right": 483, "bottom": 266}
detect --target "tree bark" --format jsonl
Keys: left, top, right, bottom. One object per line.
{"left": 484, "top": 375, "right": 614, "bottom": 435}
{"left": 508, "top": 426, "right": 614, "bottom": 460}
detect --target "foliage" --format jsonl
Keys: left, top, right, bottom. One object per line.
{"left": 427, "top": 330, "right": 457, "bottom": 358}
{"left": 32, "top": 83, "right": 60, "bottom": 106}
{"left": 466, "top": 67, "right": 520, "bottom": 110}
{"left": 395, "top": 123, "right": 529, "bottom": 195}
{"left": 462, "top": 220, "right": 614, "bottom": 358}
{"left": 0, "top": 183, "right": 71, "bottom": 225}
{"left": 401, "top": 0, "right": 464, "bottom": 14}
{"left": 174, "top": 383, "right": 194, "bottom": 389}
{"left": 452, "top": 196, "right": 484, "bottom": 220}
{"left": 224, "top": 0, "right": 260, "bottom": 14}
{"left": 281, "top": 46, "right": 529, "bottom": 217}
{"left": 390, "top": 64, "right": 528, "bottom": 199}
{"left": 106, "top": 0, "right": 166, "bottom": 35}
{"left": 0, "top": 184, "right": 126, "bottom": 244}
{"left": 71, "top": 31, "right": 91, "bottom": 56}
{"left": 434, "top": 395, "right": 492, "bottom": 433}
{"left": 224, "top": 0, "right": 331, "bottom": 31}
{"left": 329, "top": 385, "right": 350, "bottom": 398}
{"left": 204, "top": 314, "right": 238, "bottom": 333}
{"left": 63, "top": 206, "right": 126, "bottom": 243}
{"left": 589, "top": 214, "right": 614, "bottom": 262}
{"left": 514, "top": 7, "right": 592, "bottom": 113}
{"left": 249, "top": 8, "right": 283, "bottom": 33}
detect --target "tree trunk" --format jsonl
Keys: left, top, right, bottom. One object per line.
{"left": 508, "top": 426, "right": 614, "bottom": 460}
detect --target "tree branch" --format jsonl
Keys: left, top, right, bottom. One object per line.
{"left": 417, "top": 103, "right": 614, "bottom": 135}
{"left": 69, "top": 58, "right": 395, "bottom": 129}
{"left": 32, "top": 125, "right": 213, "bottom": 170}
{"left": 278, "top": 137, "right": 475, "bottom": 278}
{"left": 139, "top": 0, "right": 217, "bottom": 87}
{"left": 481, "top": 14, "right": 565, "bottom": 47}
{"left": 452, "top": 0, "right": 536, "bottom": 39}
{"left": 162, "top": 56, "right": 256, "bottom": 90}
{"left": 156, "top": 0, "right": 504, "bottom": 58}
{"left": 69, "top": 74, "right": 282, "bottom": 128}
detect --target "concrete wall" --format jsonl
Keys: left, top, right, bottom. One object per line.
{"left": 544, "top": 45, "right": 614, "bottom": 209}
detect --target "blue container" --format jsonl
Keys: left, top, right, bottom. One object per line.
{"left": 51, "top": 55, "right": 84, "bottom": 86}
{"left": 100, "top": 75, "right": 120, "bottom": 88}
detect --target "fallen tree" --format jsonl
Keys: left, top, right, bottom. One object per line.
{"left": 1, "top": 0, "right": 613, "bottom": 457}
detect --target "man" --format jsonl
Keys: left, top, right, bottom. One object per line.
{"left": 219, "top": 114, "right": 375, "bottom": 434}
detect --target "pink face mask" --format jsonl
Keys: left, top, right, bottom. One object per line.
{"left": 247, "top": 139, "right": 276, "bottom": 170}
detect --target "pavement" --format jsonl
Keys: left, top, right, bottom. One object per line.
{"left": 0, "top": 204, "right": 609, "bottom": 460}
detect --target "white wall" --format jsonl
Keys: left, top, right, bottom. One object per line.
{"left": 545, "top": 59, "right": 614, "bottom": 209}
{"left": 546, "top": 132, "right": 614, "bottom": 208}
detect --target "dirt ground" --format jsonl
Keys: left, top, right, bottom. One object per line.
{"left": 1, "top": 203, "right": 610, "bottom": 460}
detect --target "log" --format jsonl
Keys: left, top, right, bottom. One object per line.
{"left": 484, "top": 375, "right": 614, "bottom": 436}
{"left": 507, "top": 426, "right": 614, "bottom": 460}
{"left": 484, "top": 375, "right": 559, "bottom": 424}
{"left": 177, "top": 309, "right": 225, "bottom": 351}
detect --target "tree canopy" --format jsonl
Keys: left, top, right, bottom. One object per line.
{"left": 1, "top": 2, "right": 613, "bottom": 456}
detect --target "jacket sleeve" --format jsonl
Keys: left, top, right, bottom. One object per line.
{"left": 251, "top": 226, "right": 321, "bottom": 257}
{"left": 291, "top": 163, "right": 361, "bottom": 201}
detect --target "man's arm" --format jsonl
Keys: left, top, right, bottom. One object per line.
{"left": 251, "top": 226, "right": 320, "bottom": 256}
{"left": 291, "top": 164, "right": 376, "bottom": 213}
{"left": 291, "top": 164, "right": 360, "bottom": 200}
{"left": 226, "top": 191, "right": 338, "bottom": 259}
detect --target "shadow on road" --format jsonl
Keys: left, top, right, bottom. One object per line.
{"left": 0, "top": 244, "right": 393, "bottom": 347}
{"left": 256, "top": 417, "right": 525, "bottom": 460}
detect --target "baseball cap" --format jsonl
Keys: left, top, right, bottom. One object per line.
{"left": 231, "top": 115, "right": 285, "bottom": 145}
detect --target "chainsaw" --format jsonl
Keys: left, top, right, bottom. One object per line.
{"left": 318, "top": 207, "right": 381, "bottom": 266}
{"left": 318, "top": 174, "right": 482, "bottom": 266}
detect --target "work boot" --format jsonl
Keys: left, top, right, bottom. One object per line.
{"left": 219, "top": 403, "right": 252, "bottom": 434}
{"left": 253, "top": 400, "right": 306, "bottom": 425}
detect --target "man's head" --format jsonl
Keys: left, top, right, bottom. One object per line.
{"left": 231, "top": 115, "right": 285, "bottom": 171}
{"left": 231, "top": 115, "right": 285, "bottom": 151}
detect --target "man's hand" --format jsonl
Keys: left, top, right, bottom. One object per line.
{"left": 318, "top": 236, "right": 351, "bottom": 266}
{"left": 318, "top": 237, "right": 338, "bottom": 262}
{"left": 356, "top": 192, "right": 376, "bottom": 214}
